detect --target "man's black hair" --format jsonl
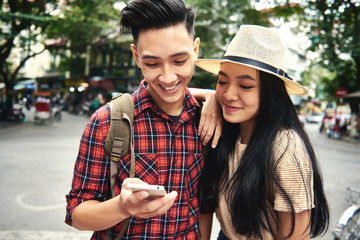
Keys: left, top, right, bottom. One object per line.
{"left": 120, "top": 0, "right": 195, "bottom": 44}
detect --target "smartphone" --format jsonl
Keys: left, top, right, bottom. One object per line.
{"left": 126, "top": 183, "right": 166, "bottom": 198}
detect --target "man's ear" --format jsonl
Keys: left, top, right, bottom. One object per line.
{"left": 194, "top": 37, "right": 200, "bottom": 59}
{"left": 130, "top": 44, "right": 141, "bottom": 68}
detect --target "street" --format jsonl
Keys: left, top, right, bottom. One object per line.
{"left": 0, "top": 111, "right": 359, "bottom": 240}
{"left": 0, "top": 111, "right": 92, "bottom": 239}
{"left": 304, "top": 123, "right": 360, "bottom": 239}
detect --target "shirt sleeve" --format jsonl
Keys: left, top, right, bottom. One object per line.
{"left": 65, "top": 106, "right": 111, "bottom": 225}
{"left": 273, "top": 130, "right": 315, "bottom": 213}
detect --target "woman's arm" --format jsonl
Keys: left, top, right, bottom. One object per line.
{"left": 198, "top": 212, "right": 213, "bottom": 240}
{"left": 188, "top": 88, "right": 222, "bottom": 148}
{"left": 275, "top": 210, "right": 311, "bottom": 240}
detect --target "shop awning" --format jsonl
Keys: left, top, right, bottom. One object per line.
{"left": 89, "top": 76, "right": 115, "bottom": 90}
{"left": 14, "top": 79, "right": 36, "bottom": 90}
{"left": 344, "top": 90, "right": 360, "bottom": 98}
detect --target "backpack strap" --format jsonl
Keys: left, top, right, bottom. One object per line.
{"left": 105, "top": 93, "right": 134, "bottom": 162}
{"left": 104, "top": 93, "right": 135, "bottom": 240}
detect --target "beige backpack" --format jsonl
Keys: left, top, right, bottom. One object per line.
{"left": 104, "top": 93, "right": 134, "bottom": 240}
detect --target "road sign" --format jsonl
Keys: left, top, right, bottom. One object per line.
{"left": 336, "top": 87, "right": 347, "bottom": 98}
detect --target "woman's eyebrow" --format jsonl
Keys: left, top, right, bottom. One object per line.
{"left": 218, "top": 71, "right": 255, "bottom": 81}
{"left": 236, "top": 74, "right": 255, "bottom": 80}
{"left": 218, "top": 71, "right": 228, "bottom": 77}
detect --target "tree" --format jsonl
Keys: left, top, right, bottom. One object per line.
{"left": 302, "top": 62, "right": 337, "bottom": 101}
{"left": 303, "top": 0, "right": 360, "bottom": 113}
{"left": 45, "top": 0, "right": 122, "bottom": 78}
{"left": 187, "top": 0, "right": 270, "bottom": 59}
{"left": 0, "top": 0, "right": 123, "bottom": 111}
{"left": 0, "top": 0, "right": 57, "bottom": 110}
{"left": 186, "top": 0, "right": 271, "bottom": 88}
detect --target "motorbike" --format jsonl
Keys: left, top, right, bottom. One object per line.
{"left": 0, "top": 106, "right": 25, "bottom": 122}
{"left": 333, "top": 187, "right": 360, "bottom": 240}
{"left": 325, "top": 118, "right": 342, "bottom": 140}
{"left": 51, "top": 103, "right": 62, "bottom": 121}
{"left": 326, "top": 125, "right": 342, "bottom": 139}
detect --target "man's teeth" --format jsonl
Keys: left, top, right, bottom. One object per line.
{"left": 162, "top": 84, "right": 178, "bottom": 91}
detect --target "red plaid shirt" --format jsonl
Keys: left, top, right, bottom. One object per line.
{"left": 66, "top": 80, "right": 204, "bottom": 239}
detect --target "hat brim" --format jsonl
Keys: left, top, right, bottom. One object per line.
{"left": 195, "top": 59, "right": 308, "bottom": 96}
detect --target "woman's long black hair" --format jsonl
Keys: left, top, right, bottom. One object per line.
{"left": 200, "top": 71, "right": 329, "bottom": 239}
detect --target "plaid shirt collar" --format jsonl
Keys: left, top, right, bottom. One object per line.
{"left": 133, "top": 80, "right": 200, "bottom": 123}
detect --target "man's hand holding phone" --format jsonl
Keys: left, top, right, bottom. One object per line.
{"left": 118, "top": 178, "right": 177, "bottom": 219}
{"left": 127, "top": 183, "right": 167, "bottom": 199}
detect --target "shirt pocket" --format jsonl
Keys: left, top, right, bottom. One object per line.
{"left": 134, "top": 153, "right": 159, "bottom": 185}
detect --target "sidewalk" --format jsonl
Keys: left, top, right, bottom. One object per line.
{"left": 0, "top": 230, "right": 92, "bottom": 240}
{"left": 342, "top": 136, "right": 360, "bottom": 145}
{"left": 0, "top": 119, "right": 23, "bottom": 128}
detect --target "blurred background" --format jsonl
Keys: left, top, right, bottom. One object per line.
{"left": 1, "top": 0, "right": 360, "bottom": 239}
{"left": 1, "top": 0, "right": 360, "bottom": 131}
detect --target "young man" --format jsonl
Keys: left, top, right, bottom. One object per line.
{"left": 65, "top": 0, "right": 221, "bottom": 239}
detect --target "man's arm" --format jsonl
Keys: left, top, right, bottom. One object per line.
{"left": 67, "top": 109, "right": 177, "bottom": 231}
{"left": 71, "top": 178, "right": 177, "bottom": 231}
{"left": 188, "top": 88, "right": 222, "bottom": 148}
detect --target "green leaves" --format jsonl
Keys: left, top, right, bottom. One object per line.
{"left": 303, "top": 0, "right": 360, "bottom": 102}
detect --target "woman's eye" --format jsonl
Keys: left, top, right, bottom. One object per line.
{"left": 217, "top": 80, "right": 227, "bottom": 85}
{"left": 240, "top": 85, "right": 253, "bottom": 89}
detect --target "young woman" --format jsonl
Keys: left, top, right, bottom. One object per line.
{"left": 196, "top": 25, "right": 329, "bottom": 239}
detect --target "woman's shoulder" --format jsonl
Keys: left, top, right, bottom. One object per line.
{"left": 274, "top": 129, "right": 302, "bottom": 143}
{"left": 273, "top": 129, "right": 301, "bottom": 151}
{"left": 273, "top": 129, "right": 310, "bottom": 168}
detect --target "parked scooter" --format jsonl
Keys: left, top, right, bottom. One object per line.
{"left": 326, "top": 126, "right": 342, "bottom": 139}
{"left": 51, "top": 103, "right": 62, "bottom": 121}
{"left": 0, "top": 106, "right": 25, "bottom": 122}
{"left": 333, "top": 187, "right": 360, "bottom": 240}
{"left": 326, "top": 118, "right": 342, "bottom": 139}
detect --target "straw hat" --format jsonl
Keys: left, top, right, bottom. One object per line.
{"left": 195, "top": 25, "right": 308, "bottom": 95}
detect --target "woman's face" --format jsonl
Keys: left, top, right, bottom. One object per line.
{"left": 216, "top": 62, "right": 260, "bottom": 127}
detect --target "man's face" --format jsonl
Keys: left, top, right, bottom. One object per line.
{"left": 131, "top": 23, "right": 199, "bottom": 115}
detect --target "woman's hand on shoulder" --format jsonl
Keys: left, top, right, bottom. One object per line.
{"left": 189, "top": 88, "right": 222, "bottom": 148}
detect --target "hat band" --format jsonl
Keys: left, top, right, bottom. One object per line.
{"left": 223, "top": 56, "right": 293, "bottom": 81}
